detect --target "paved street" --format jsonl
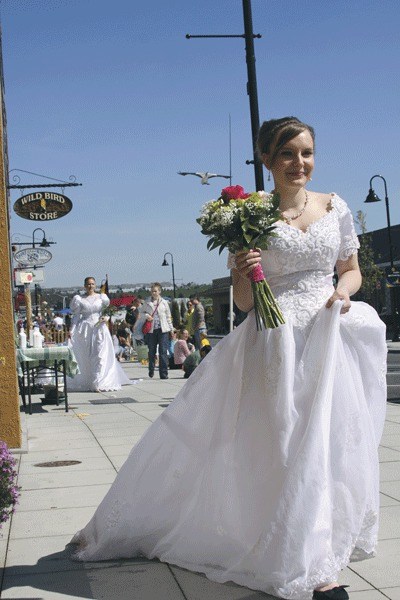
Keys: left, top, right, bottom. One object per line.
{"left": 1, "top": 355, "right": 400, "bottom": 600}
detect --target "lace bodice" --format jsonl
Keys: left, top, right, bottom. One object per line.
{"left": 228, "top": 195, "right": 360, "bottom": 328}
{"left": 70, "top": 293, "right": 109, "bottom": 326}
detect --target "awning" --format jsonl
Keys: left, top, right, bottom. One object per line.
{"left": 110, "top": 295, "right": 136, "bottom": 307}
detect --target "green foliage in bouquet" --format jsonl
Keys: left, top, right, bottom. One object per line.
{"left": 197, "top": 187, "right": 281, "bottom": 255}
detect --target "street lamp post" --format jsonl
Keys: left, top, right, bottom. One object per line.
{"left": 11, "top": 229, "right": 57, "bottom": 323}
{"left": 162, "top": 252, "right": 176, "bottom": 298}
{"left": 32, "top": 228, "right": 51, "bottom": 316}
{"left": 32, "top": 227, "right": 51, "bottom": 248}
{"left": 365, "top": 174, "right": 399, "bottom": 341}
{"left": 242, "top": 0, "right": 264, "bottom": 191}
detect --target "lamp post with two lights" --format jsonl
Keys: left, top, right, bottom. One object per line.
{"left": 31, "top": 228, "right": 56, "bottom": 316}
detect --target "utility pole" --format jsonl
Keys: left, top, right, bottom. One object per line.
{"left": 186, "top": 0, "right": 264, "bottom": 191}
{"left": 242, "top": 0, "right": 264, "bottom": 191}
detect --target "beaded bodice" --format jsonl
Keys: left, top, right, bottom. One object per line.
{"left": 229, "top": 194, "right": 360, "bottom": 329}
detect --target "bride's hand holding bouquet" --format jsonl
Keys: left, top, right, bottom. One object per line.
{"left": 234, "top": 248, "right": 263, "bottom": 278}
{"left": 97, "top": 315, "right": 110, "bottom": 326}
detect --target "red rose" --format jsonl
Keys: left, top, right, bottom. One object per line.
{"left": 220, "top": 185, "right": 249, "bottom": 203}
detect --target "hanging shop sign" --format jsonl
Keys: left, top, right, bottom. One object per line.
{"left": 16, "top": 271, "right": 33, "bottom": 284}
{"left": 15, "top": 268, "right": 45, "bottom": 284}
{"left": 14, "top": 269, "right": 45, "bottom": 285}
{"left": 13, "top": 247, "right": 52, "bottom": 266}
{"left": 13, "top": 191, "right": 73, "bottom": 221}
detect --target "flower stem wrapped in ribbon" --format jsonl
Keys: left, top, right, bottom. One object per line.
{"left": 197, "top": 185, "right": 285, "bottom": 330}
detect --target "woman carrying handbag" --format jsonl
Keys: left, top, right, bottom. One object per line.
{"left": 143, "top": 283, "right": 173, "bottom": 379}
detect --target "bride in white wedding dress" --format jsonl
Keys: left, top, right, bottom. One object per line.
{"left": 71, "top": 118, "right": 387, "bottom": 600}
{"left": 67, "top": 276, "right": 130, "bottom": 392}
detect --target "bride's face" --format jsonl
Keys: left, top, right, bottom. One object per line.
{"left": 264, "top": 130, "right": 314, "bottom": 191}
{"left": 85, "top": 278, "right": 96, "bottom": 294}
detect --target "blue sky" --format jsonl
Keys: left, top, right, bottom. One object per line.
{"left": 1, "top": 0, "right": 399, "bottom": 288}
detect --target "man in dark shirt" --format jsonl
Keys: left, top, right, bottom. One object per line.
{"left": 189, "top": 294, "right": 207, "bottom": 350}
{"left": 125, "top": 299, "right": 140, "bottom": 332}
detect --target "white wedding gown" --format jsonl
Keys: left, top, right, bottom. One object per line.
{"left": 67, "top": 293, "right": 131, "bottom": 392}
{"left": 71, "top": 196, "right": 387, "bottom": 599}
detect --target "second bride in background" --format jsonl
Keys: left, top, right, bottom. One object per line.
{"left": 67, "top": 276, "right": 130, "bottom": 392}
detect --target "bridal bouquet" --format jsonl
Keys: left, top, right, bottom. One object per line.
{"left": 97, "top": 305, "right": 116, "bottom": 328}
{"left": 197, "top": 185, "right": 285, "bottom": 330}
{"left": 0, "top": 441, "right": 20, "bottom": 529}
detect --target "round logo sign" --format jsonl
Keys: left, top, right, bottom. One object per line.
{"left": 13, "top": 191, "right": 73, "bottom": 221}
{"left": 13, "top": 247, "right": 53, "bottom": 266}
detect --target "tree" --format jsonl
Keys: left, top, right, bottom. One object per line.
{"left": 355, "top": 210, "right": 384, "bottom": 304}
{"left": 171, "top": 299, "right": 182, "bottom": 329}
{"left": 180, "top": 299, "right": 187, "bottom": 322}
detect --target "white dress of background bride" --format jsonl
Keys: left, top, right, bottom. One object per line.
{"left": 71, "top": 195, "right": 387, "bottom": 599}
{"left": 67, "top": 292, "right": 130, "bottom": 392}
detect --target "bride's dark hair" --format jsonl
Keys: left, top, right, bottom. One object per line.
{"left": 84, "top": 276, "right": 96, "bottom": 286}
{"left": 257, "top": 117, "right": 315, "bottom": 165}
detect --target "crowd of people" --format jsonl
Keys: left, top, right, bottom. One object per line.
{"left": 45, "top": 279, "right": 212, "bottom": 390}
{"left": 17, "top": 279, "right": 212, "bottom": 390}
{"left": 16, "top": 279, "right": 212, "bottom": 398}
{"left": 17, "top": 310, "right": 70, "bottom": 345}
{"left": 108, "top": 284, "right": 212, "bottom": 380}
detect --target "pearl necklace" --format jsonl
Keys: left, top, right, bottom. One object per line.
{"left": 279, "top": 190, "right": 309, "bottom": 224}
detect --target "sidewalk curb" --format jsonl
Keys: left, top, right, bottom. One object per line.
{"left": 10, "top": 409, "right": 29, "bottom": 454}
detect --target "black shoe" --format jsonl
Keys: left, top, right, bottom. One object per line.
{"left": 160, "top": 375, "right": 168, "bottom": 379}
{"left": 313, "top": 586, "right": 349, "bottom": 600}
{"left": 149, "top": 372, "right": 154, "bottom": 378}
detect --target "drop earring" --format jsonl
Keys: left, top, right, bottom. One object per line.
{"left": 268, "top": 171, "right": 271, "bottom": 182}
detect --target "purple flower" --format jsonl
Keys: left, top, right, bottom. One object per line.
{"left": 0, "top": 441, "right": 20, "bottom": 530}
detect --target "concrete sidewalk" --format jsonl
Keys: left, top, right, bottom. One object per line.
{"left": 1, "top": 359, "right": 400, "bottom": 600}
